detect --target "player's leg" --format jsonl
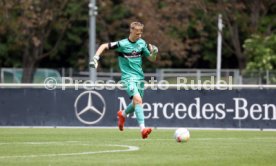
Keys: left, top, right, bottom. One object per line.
{"left": 123, "top": 102, "right": 135, "bottom": 115}
{"left": 132, "top": 94, "right": 152, "bottom": 139}
{"left": 133, "top": 81, "right": 152, "bottom": 139}
{"left": 117, "top": 101, "right": 134, "bottom": 131}
{"left": 123, "top": 81, "right": 138, "bottom": 116}
{"left": 132, "top": 94, "right": 144, "bottom": 129}
{"left": 118, "top": 80, "right": 152, "bottom": 138}
{"left": 117, "top": 81, "right": 136, "bottom": 131}
{"left": 119, "top": 83, "right": 136, "bottom": 120}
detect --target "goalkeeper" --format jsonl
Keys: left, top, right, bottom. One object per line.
{"left": 89, "top": 21, "right": 158, "bottom": 139}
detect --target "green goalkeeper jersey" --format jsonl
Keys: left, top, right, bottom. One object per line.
{"left": 108, "top": 38, "right": 151, "bottom": 81}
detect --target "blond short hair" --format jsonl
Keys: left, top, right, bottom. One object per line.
{"left": 130, "top": 22, "right": 144, "bottom": 29}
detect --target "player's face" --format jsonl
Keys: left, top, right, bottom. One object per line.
{"left": 130, "top": 26, "right": 143, "bottom": 41}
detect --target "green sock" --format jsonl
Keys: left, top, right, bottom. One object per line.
{"left": 125, "top": 102, "right": 135, "bottom": 114}
{"left": 134, "top": 104, "right": 144, "bottom": 125}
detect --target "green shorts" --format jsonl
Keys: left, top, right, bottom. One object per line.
{"left": 122, "top": 80, "right": 145, "bottom": 99}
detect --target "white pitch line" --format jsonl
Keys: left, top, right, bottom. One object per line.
{"left": 0, "top": 143, "right": 139, "bottom": 159}
{"left": 0, "top": 141, "right": 98, "bottom": 146}
{"left": 126, "top": 137, "right": 276, "bottom": 141}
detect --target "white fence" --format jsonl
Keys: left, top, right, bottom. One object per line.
{"left": 1, "top": 68, "right": 276, "bottom": 85}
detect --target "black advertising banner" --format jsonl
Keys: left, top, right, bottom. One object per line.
{"left": 0, "top": 88, "right": 275, "bottom": 128}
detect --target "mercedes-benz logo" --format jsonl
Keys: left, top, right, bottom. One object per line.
{"left": 74, "top": 91, "right": 106, "bottom": 125}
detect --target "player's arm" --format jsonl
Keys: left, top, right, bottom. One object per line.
{"left": 89, "top": 43, "right": 108, "bottom": 68}
{"left": 95, "top": 43, "right": 109, "bottom": 58}
{"left": 89, "top": 42, "right": 119, "bottom": 68}
{"left": 147, "top": 44, "right": 158, "bottom": 62}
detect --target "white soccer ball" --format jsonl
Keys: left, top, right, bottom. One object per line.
{"left": 174, "top": 128, "right": 190, "bottom": 143}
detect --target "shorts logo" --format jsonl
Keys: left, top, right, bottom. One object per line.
{"left": 74, "top": 91, "right": 106, "bottom": 125}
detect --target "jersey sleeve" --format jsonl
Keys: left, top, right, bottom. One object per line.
{"left": 142, "top": 42, "right": 151, "bottom": 57}
{"left": 108, "top": 41, "right": 124, "bottom": 52}
{"left": 108, "top": 41, "right": 120, "bottom": 50}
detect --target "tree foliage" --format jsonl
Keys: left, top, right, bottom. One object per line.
{"left": 0, "top": 0, "right": 275, "bottom": 82}
{"left": 244, "top": 34, "right": 276, "bottom": 71}
{"left": 0, "top": 0, "right": 89, "bottom": 82}
{"left": 96, "top": 0, "right": 275, "bottom": 70}
{"left": 195, "top": 0, "right": 276, "bottom": 70}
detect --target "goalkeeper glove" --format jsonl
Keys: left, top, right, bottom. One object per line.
{"left": 89, "top": 55, "right": 100, "bottom": 68}
{"left": 149, "top": 44, "right": 158, "bottom": 61}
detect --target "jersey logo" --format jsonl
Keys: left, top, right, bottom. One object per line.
{"left": 120, "top": 51, "right": 142, "bottom": 58}
{"left": 131, "top": 51, "right": 139, "bottom": 56}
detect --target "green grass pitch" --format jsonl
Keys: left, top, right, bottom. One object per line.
{"left": 0, "top": 128, "right": 275, "bottom": 166}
